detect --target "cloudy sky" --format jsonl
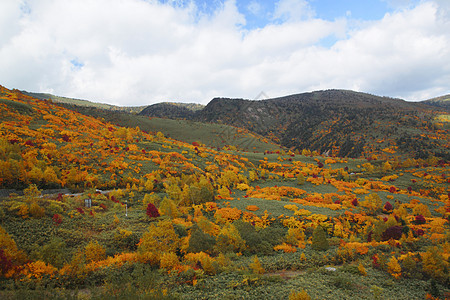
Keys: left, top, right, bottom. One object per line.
{"left": 0, "top": 0, "right": 449, "bottom": 106}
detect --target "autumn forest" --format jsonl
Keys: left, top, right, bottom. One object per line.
{"left": 0, "top": 85, "right": 449, "bottom": 299}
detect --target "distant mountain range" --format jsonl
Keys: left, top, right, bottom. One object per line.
{"left": 21, "top": 88, "right": 450, "bottom": 159}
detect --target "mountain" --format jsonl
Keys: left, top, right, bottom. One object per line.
{"left": 21, "top": 90, "right": 146, "bottom": 114}
{"left": 194, "top": 90, "right": 449, "bottom": 159}
{"left": 17, "top": 88, "right": 450, "bottom": 160}
{"left": 422, "top": 94, "right": 450, "bottom": 110}
{"left": 15, "top": 90, "right": 280, "bottom": 153}
{"left": 139, "top": 102, "right": 204, "bottom": 119}
{"left": 0, "top": 85, "right": 261, "bottom": 190}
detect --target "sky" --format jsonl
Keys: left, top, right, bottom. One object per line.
{"left": 0, "top": 0, "right": 449, "bottom": 106}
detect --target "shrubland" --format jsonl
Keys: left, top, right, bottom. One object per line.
{"left": 0, "top": 86, "right": 449, "bottom": 299}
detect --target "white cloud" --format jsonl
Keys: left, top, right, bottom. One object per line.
{"left": 247, "top": 1, "right": 262, "bottom": 16}
{"left": 0, "top": 0, "right": 449, "bottom": 105}
{"left": 273, "top": 0, "right": 315, "bottom": 22}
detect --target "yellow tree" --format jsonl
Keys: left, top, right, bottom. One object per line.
{"left": 289, "top": 289, "right": 311, "bottom": 300}
{"left": 215, "top": 223, "right": 245, "bottom": 253}
{"left": 421, "top": 246, "right": 448, "bottom": 282}
{"left": 387, "top": 256, "right": 401, "bottom": 279}
{"left": 43, "top": 166, "right": 59, "bottom": 184}
{"left": 412, "top": 203, "right": 431, "bottom": 218}
{"left": 27, "top": 166, "right": 43, "bottom": 183}
{"left": 24, "top": 184, "right": 41, "bottom": 200}
{"left": 159, "top": 197, "right": 179, "bottom": 218}
{"left": 138, "top": 220, "right": 180, "bottom": 263}
{"left": 29, "top": 201, "right": 45, "bottom": 218}
{"left": 286, "top": 226, "right": 306, "bottom": 248}
{"left": 0, "top": 225, "right": 26, "bottom": 277}
{"left": 249, "top": 255, "right": 264, "bottom": 274}
{"left": 84, "top": 240, "right": 106, "bottom": 263}
{"left": 164, "top": 183, "right": 182, "bottom": 203}
{"left": 361, "top": 193, "right": 382, "bottom": 215}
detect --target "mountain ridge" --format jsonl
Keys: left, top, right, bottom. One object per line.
{"left": 193, "top": 90, "right": 449, "bottom": 159}
{"left": 14, "top": 87, "right": 450, "bottom": 160}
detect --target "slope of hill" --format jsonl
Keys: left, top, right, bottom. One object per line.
{"left": 19, "top": 89, "right": 450, "bottom": 160}
{"left": 0, "top": 86, "right": 226, "bottom": 191}
{"left": 52, "top": 103, "right": 282, "bottom": 153}
{"left": 21, "top": 90, "right": 146, "bottom": 114}
{"left": 422, "top": 94, "right": 450, "bottom": 110}
{"left": 0, "top": 85, "right": 449, "bottom": 298}
{"left": 195, "top": 90, "right": 450, "bottom": 160}
{"left": 139, "top": 102, "right": 204, "bottom": 119}
{"left": 21, "top": 91, "right": 277, "bottom": 153}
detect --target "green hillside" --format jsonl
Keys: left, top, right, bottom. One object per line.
{"left": 423, "top": 94, "right": 450, "bottom": 110}
{"left": 21, "top": 90, "right": 146, "bottom": 114}
{"left": 139, "top": 102, "right": 204, "bottom": 119}
{"left": 52, "top": 104, "right": 282, "bottom": 153}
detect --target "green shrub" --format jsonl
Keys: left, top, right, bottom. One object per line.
{"left": 47, "top": 202, "right": 63, "bottom": 215}
{"left": 330, "top": 273, "right": 354, "bottom": 290}
{"left": 234, "top": 221, "right": 271, "bottom": 255}
{"left": 311, "top": 225, "right": 329, "bottom": 251}
{"left": 341, "top": 264, "right": 360, "bottom": 275}
{"left": 39, "top": 237, "right": 68, "bottom": 268}
{"left": 187, "top": 226, "right": 216, "bottom": 254}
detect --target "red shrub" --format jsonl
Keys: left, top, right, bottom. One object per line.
{"left": 0, "top": 249, "right": 13, "bottom": 275}
{"left": 62, "top": 134, "right": 71, "bottom": 142}
{"left": 372, "top": 254, "right": 379, "bottom": 268}
{"left": 414, "top": 215, "right": 426, "bottom": 224}
{"left": 52, "top": 214, "right": 62, "bottom": 226}
{"left": 146, "top": 203, "right": 160, "bottom": 218}
{"left": 415, "top": 229, "right": 425, "bottom": 236}
{"left": 381, "top": 225, "right": 403, "bottom": 241}
{"left": 56, "top": 193, "right": 63, "bottom": 201}
{"left": 384, "top": 201, "right": 393, "bottom": 212}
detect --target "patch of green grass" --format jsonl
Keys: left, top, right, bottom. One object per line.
{"left": 170, "top": 264, "right": 439, "bottom": 300}
{"left": 224, "top": 194, "right": 343, "bottom": 218}
{"left": 0, "top": 99, "right": 33, "bottom": 114}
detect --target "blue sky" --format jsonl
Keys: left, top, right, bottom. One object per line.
{"left": 0, "top": 0, "right": 449, "bottom": 105}
{"left": 178, "top": 0, "right": 420, "bottom": 28}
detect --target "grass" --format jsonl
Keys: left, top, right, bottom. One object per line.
{"left": 223, "top": 196, "right": 343, "bottom": 218}
{"left": 131, "top": 117, "right": 283, "bottom": 153}
{"left": 0, "top": 99, "right": 33, "bottom": 114}
{"left": 169, "top": 264, "right": 440, "bottom": 300}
